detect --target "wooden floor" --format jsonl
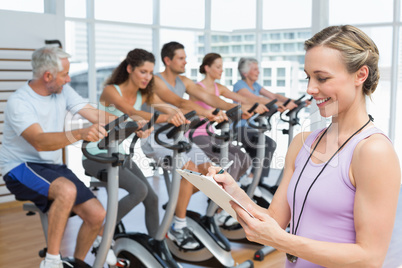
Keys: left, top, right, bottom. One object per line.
{"left": 0, "top": 175, "right": 401, "bottom": 268}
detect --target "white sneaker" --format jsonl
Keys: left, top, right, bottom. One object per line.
{"left": 40, "top": 259, "right": 63, "bottom": 268}
{"left": 214, "top": 210, "right": 239, "bottom": 229}
{"left": 167, "top": 224, "right": 200, "bottom": 250}
{"left": 92, "top": 235, "right": 102, "bottom": 248}
{"left": 92, "top": 236, "right": 117, "bottom": 266}
{"left": 106, "top": 248, "right": 117, "bottom": 266}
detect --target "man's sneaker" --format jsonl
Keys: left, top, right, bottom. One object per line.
{"left": 92, "top": 237, "right": 117, "bottom": 266}
{"left": 214, "top": 210, "right": 240, "bottom": 230}
{"left": 167, "top": 225, "right": 200, "bottom": 250}
{"left": 40, "top": 258, "right": 63, "bottom": 268}
{"left": 106, "top": 248, "right": 117, "bottom": 266}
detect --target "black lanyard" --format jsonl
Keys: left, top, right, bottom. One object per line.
{"left": 286, "top": 115, "right": 373, "bottom": 263}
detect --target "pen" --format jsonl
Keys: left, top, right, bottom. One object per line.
{"left": 217, "top": 160, "right": 234, "bottom": 174}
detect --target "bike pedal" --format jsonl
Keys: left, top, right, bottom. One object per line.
{"left": 91, "top": 246, "right": 98, "bottom": 255}
{"left": 114, "top": 258, "right": 130, "bottom": 267}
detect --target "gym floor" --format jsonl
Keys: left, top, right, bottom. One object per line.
{"left": 0, "top": 169, "right": 401, "bottom": 268}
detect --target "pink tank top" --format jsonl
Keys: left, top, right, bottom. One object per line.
{"left": 189, "top": 82, "right": 220, "bottom": 138}
{"left": 286, "top": 126, "right": 387, "bottom": 268}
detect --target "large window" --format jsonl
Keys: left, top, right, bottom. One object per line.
{"left": 66, "top": 21, "right": 89, "bottom": 98}
{"left": 65, "top": 1, "right": 153, "bottom": 101}
{"left": 211, "top": 0, "right": 255, "bottom": 31}
{"left": 329, "top": 0, "right": 393, "bottom": 24}
{"left": 65, "top": 0, "right": 86, "bottom": 18}
{"left": 161, "top": 0, "right": 204, "bottom": 29}
{"left": 95, "top": 0, "right": 153, "bottom": 24}
{"left": 262, "top": 0, "right": 312, "bottom": 29}
{"left": 65, "top": 21, "right": 88, "bottom": 63}
{"left": 260, "top": 0, "right": 312, "bottom": 131}
{"left": 95, "top": 23, "right": 152, "bottom": 63}
{"left": 6, "top": 0, "right": 397, "bottom": 166}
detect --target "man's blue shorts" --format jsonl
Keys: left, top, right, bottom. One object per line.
{"left": 4, "top": 162, "right": 95, "bottom": 213}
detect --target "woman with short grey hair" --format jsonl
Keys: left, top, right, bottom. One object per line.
{"left": 238, "top": 57, "right": 258, "bottom": 80}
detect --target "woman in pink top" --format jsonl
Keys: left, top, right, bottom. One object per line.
{"left": 192, "top": 53, "right": 267, "bottom": 112}
{"left": 207, "top": 25, "right": 400, "bottom": 267}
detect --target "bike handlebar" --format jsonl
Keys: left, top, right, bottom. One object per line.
{"left": 205, "top": 105, "right": 243, "bottom": 141}
{"left": 165, "top": 110, "right": 197, "bottom": 139}
{"left": 247, "top": 99, "right": 278, "bottom": 131}
{"left": 82, "top": 114, "right": 139, "bottom": 164}
{"left": 280, "top": 95, "right": 312, "bottom": 124}
{"left": 247, "top": 102, "right": 259, "bottom": 114}
{"left": 214, "top": 105, "right": 242, "bottom": 130}
{"left": 154, "top": 111, "right": 196, "bottom": 153}
{"left": 128, "top": 111, "right": 160, "bottom": 155}
{"left": 187, "top": 109, "right": 220, "bottom": 142}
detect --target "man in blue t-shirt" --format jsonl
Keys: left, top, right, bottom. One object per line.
{"left": 0, "top": 47, "right": 113, "bottom": 268}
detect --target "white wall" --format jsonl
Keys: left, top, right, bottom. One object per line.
{"left": 0, "top": 9, "right": 64, "bottom": 49}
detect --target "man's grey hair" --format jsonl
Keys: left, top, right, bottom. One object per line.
{"left": 31, "top": 46, "right": 71, "bottom": 79}
{"left": 238, "top": 57, "right": 258, "bottom": 79}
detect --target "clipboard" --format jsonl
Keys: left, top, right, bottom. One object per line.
{"left": 176, "top": 169, "right": 255, "bottom": 219}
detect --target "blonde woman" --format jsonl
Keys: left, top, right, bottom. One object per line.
{"left": 208, "top": 25, "right": 400, "bottom": 267}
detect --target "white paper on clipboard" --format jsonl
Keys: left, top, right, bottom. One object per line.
{"left": 176, "top": 169, "right": 254, "bottom": 219}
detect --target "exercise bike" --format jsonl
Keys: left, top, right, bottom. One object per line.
{"left": 198, "top": 104, "right": 259, "bottom": 240}
{"left": 24, "top": 114, "right": 139, "bottom": 267}
{"left": 158, "top": 109, "right": 253, "bottom": 268}
{"left": 208, "top": 100, "right": 278, "bottom": 242}
{"left": 89, "top": 112, "right": 186, "bottom": 268}
{"left": 241, "top": 99, "right": 279, "bottom": 209}
{"left": 253, "top": 95, "right": 312, "bottom": 261}
{"left": 242, "top": 95, "right": 311, "bottom": 209}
